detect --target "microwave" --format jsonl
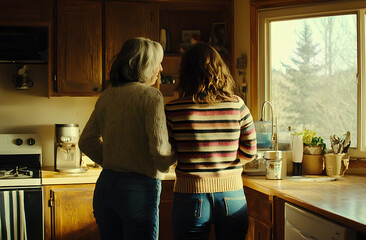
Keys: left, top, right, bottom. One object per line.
{"left": 0, "top": 26, "right": 48, "bottom": 64}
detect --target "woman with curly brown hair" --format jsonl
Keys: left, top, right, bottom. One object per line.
{"left": 165, "top": 42, "right": 257, "bottom": 240}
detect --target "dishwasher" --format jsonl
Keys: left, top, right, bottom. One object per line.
{"left": 285, "top": 202, "right": 356, "bottom": 240}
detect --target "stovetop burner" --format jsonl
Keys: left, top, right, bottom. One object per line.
{"left": 0, "top": 166, "right": 33, "bottom": 179}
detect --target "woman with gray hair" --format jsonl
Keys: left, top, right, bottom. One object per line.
{"left": 79, "top": 37, "right": 176, "bottom": 240}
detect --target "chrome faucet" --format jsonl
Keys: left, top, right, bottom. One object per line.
{"left": 260, "top": 101, "right": 278, "bottom": 151}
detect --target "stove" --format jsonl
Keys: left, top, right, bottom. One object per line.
{"left": 0, "top": 134, "right": 42, "bottom": 188}
{"left": 0, "top": 134, "right": 43, "bottom": 239}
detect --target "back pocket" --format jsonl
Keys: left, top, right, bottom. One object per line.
{"left": 224, "top": 196, "right": 246, "bottom": 221}
{"left": 174, "top": 197, "right": 203, "bottom": 221}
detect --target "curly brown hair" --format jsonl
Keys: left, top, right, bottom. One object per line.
{"left": 176, "top": 42, "right": 236, "bottom": 104}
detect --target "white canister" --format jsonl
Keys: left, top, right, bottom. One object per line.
{"left": 264, "top": 151, "right": 283, "bottom": 180}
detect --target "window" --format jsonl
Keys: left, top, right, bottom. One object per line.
{"left": 256, "top": 1, "right": 366, "bottom": 156}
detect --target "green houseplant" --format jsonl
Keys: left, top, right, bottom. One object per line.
{"left": 297, "top": 129, "right": 327, "bottom": 155}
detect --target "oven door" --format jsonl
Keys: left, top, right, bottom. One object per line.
{"left": 0, "top": 187, "right": 43, "bottom": 240}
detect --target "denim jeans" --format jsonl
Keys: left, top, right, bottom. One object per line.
{"left": 93, "top": 169, "right": 162, "bottom": 240}
{"left": 172, "top": 189, "right": 248, "bottom": 240}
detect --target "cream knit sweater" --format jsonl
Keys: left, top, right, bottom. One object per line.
{"left": 79, "top": 82, "right": 176, "bottom": 180}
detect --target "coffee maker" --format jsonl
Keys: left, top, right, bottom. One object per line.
{"left": 55, "top": 124, "right": 83, "bottom": 172}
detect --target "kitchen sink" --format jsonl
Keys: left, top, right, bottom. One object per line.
{"left": 285, "top": 175, "right": 336, "bottom": 182}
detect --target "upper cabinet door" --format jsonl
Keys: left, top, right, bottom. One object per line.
{"left": 54, "top": 0, "right": 102, "bottom": 96}
{"left": 104, "top": 1, "right": 158, "bottom": 81}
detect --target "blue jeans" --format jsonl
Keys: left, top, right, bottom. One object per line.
{"left": 172, "top": 189, "right": 248, "bottom": 240}
{"left": 93, "top": 169, "right": 161, "bottom": 240}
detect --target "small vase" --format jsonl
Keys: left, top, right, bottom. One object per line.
{"left": 303, "top": 145, "right": 322, "bottom": 155}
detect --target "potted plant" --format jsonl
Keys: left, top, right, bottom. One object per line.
{"left": 294, "top": 129, "right": 326, "bottom": 175}
{"left": 301, "top": 129, "right": 327, "bottom": 155}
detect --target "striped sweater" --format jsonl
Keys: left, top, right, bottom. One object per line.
{"left": 165, "top": 96, "right": 257, "bottom": 193}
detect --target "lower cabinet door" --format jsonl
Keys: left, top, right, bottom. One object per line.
{"left": 244, "top": 186, "right": 273, "bottom": 240}
{"left": 44, "top": 184, "right": 99, "bottom": 240}
{"left": 159, "top": 181, "right": 174, "bottom": 240}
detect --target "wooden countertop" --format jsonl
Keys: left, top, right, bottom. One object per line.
{"left": 242, "top": 174, "right": 366, "bottom": 233}
{"left": 42, "top": 166, "right": 176, "bottom": 185}
{"left": 42, "top": 167, "right": 102, "bottom": 185}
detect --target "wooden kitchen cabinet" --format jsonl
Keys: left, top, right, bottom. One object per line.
{"left": 158, "top": 0, "right": 234, "bottom": 99}
{"left": 104, "top": 1, "right": 158, "bottom": 82}
{"left": 244, "top": 186, "right": 273, "bottom": 240}
{"left": 52, "top": 0, "right": 157, "bottom": 96}
{"left": 243, "top": 175, "right": 366, "bottom": 240}
{"left": 50, "top": 0, "right": 233, "bottom": 97}
{"left": 43, "top": 184, "right": 99, "bottom": 240}
{"left": 43, "top": 181, "right": 216, "bottom": 240}
{"left": 2, "top": 0, "right": 233, "bottom": 97}
{"left": 159, "top": 0, "right": 233, "bottom": 58}
{"left": 44, "top": 181, "right": 172, "bottom": 240}
{"left": 273, "top": 197, "right": 285, "bottom": 240}
{"left": 160, "top": 180, "right": 175, "bottom": 240}
{"left": 52, "top": 0, "right": 103, "bottom": 96}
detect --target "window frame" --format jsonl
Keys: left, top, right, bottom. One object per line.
{"left": 250, "top": 0, "right": 366, "bottom": 158}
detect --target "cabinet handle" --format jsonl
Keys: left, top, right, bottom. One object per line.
{"left": 50, "top": 191, "right": 56, "bottom": 240}
{"left": 48, "top": 196, "right": 54, "bottom": 207}
{"left": 53, "top": 74, "right": 58, "bottom": 92}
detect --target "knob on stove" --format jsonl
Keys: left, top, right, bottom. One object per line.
{"left": 27, "top": 138, "right": 36, "bottom": 145}
{"left": 15, "top": 138, "right": 23, "bottom": 145}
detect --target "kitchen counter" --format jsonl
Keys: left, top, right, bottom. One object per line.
{"left": 242, "top": 174, "right": 366, "bottom": 233}
{"left": 42, "top": 165, "right": 365, "bottom": 231}
{"left": 42, "top": 167, "right": 103, "bottom": 185}
{"left": 42, "top": 166, "right": 176, "bottom": 185}
{"left": 41, "top": 166, "right": 366, "bottom": 233}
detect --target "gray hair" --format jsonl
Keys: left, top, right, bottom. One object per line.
{"left": 109, "top": 37, "right": 164, "bottom": 86}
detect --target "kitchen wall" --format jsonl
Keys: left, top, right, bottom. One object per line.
{"left": 0, "top": 0, "right": 251, "bottom": 168}
{"left": 234, "top": 0, "right": 251, "bottom": 106}
{"left": 0, "top": 64, "right": 98, "bottom": 166}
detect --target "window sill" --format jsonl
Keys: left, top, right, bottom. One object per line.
{"left": 349, "top": 149, "right": 366, "bottom": 160}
